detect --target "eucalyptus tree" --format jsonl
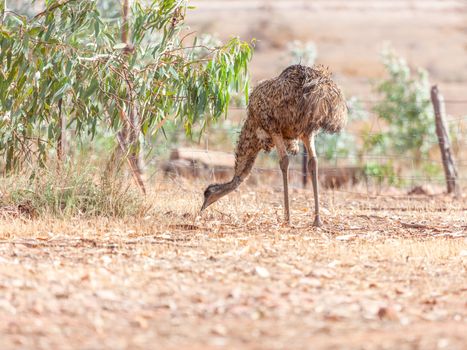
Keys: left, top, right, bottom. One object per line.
{"left": 0, "top": 0, "right": 252, "bottom": 191}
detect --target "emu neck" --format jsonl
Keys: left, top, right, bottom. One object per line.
{"left": 217, "top": 176, "right": 242, "bottom": 198}
{"left": 202, "top": 117, "right": 261, "bottom": 211}
{"left": 233, "top": 117, "right": 261, "bottom": 180}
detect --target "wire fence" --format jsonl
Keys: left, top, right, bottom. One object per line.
{"left": 148, "top": 164, "right": 467, "bottom": 205}
{"left": 146, "top": 99, "right": 467, "bottom": 197}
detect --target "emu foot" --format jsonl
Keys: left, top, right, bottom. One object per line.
{"left": 313, "top": 215, "right": 323, "bottom": 227}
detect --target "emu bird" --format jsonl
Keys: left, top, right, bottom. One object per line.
{"left": 201, "top": 64, "right": 347, "bottom": 227}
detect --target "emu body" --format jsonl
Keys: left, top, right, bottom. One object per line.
{"left": 201, "top": 64, "right": 348, "bottom": 226}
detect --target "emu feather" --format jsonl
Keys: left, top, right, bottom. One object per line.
{"left": 202, "top": 64, "right": 347, "bottom": 227}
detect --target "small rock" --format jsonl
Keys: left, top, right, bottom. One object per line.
{"left": 298, "top": 277, "right": 321, "bottom": 287}
{"left": 437, "top": 338, "right": 450, "bottom": 349}
{"left": 255, "top": 266, "right": 270, "bottom": 278}
{"left": 308, "top": 268, "right": 335, "bottom": 279}
{"left": 228, "top": 287, "right": 242, "bottom": 299}
{"left": 407, "top": 185, "right": 433, "bottom": 195}
{"left": 211, "top": 324, "right": 227, "bottom": 336}
{"left": 321, "top": 207, "right": 331, "bottom": 215}
{"left": 327, "top": 260, "right": 341, "bottom": 268}
{"left": 377, "top": 306, "right": 399, "bottom": 321}
{"left": 336, "top": 234, "right": 357, "bottom": 241}
{"left": 132, "top": 316, "right": 148, "bottom": 329}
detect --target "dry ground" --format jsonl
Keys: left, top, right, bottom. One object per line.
{"left": 1, "top": 2, "right": 466, "bottom": 349}
{"left": 0, "top": 179, "right": 466, "bottom": 350}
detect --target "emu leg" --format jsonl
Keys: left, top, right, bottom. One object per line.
{"left": 303, "top": 135, "right": 322, "bottom": 227}
{"left": 272, "top": 134, "right": 290, "bottom": 224}
{"left": 280, "top": 155, "right": 290, "bottom": 224}
{"left": 309, "top": 156, "right": 322, "bottom": 227}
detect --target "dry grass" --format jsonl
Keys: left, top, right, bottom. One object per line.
{"left": 0, "top": 178, "right": 466, "bottom": 350}
{"left": 0, "top": 167, "right": 147, "bottom": 218}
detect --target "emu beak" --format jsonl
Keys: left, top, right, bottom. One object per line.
{"left": 200, "top": 194, "right": 217, "bottom": 212}
{"left": 200, "top": 197, "right": 211, "bottom": 212}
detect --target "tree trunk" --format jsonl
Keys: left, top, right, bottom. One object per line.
{"left": 57, "top": 98, "right": 66, "bottom": 166}
{"left": 107, "top": 0, "right": 146, "bottom": 194}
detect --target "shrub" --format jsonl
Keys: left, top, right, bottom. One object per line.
{"left": 317, "top": 97, "right": 368, "bottom": 163}
{"left": 373, "top": 47, "right": 435, "bottom": 164}
{"left": 363, "top": 162, "right": 398, "bottom": 187}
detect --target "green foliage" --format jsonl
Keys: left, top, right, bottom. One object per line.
{"left": 373, "top": 48, "right": 435, "bottom": 163}
{"left": 0, "top": 166, "right": 148, "bottom": 217}
{"left": 422, "top": 162, "right": 442, "bottom": 180}
{"left": 0, "top": 0, "right": 252, "bottom": 170}
{"left": 316, "top": 97, "right": 368, "bottom": 162}
{"left": 363, "top": 162, "right": 398, "bottom": 186}
{"left": 360, "top": 128, "right": 385, "bottom": 155}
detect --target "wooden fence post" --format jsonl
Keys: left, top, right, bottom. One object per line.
{"left": 430, "top": 85, "right": 460, "bottom": 197}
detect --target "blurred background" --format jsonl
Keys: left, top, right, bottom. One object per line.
{"left": 179, "top": 0, "right": 467, "bottom": 192}
{"left": 188, "top": 0, "right": 466, "bottom": 107}
{"left": 5, "top": 0, "right": 467, "bottom": 193}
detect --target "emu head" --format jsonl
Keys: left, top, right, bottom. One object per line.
{"left": 201, "top": 183, "right": 224, "bottom": 211}
{"left": 201, "top": 177, "right": 242, "bottom": 212}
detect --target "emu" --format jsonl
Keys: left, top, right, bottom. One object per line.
{"left": 201, "top": 64, "right": 348, "bottom": 227}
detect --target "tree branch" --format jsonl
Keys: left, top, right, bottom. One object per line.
{"left": 34, "top": 0, "right": 77, "bottom": 20}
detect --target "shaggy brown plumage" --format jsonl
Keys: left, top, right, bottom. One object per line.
{"left": 202, "top": 64, "right": 348, "bottom": 227}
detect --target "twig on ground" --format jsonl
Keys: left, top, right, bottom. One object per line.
{"left": 400, "top": 222, "right": 432, "bottom": 229}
